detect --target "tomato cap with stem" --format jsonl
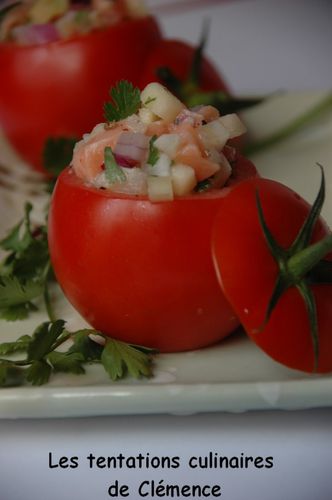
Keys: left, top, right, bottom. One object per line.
{"left": 156, "top": 20, "right": 263, "bottom": 115}
{"left": 256, "top": 165, "right": 332, "bottom": 369}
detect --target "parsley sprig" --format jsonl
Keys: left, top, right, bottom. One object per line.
{"left": 0, "top": 203, "right": 52, "bottom": 321}
{"left": 147, "top": 136, "right": 160, "bottom": 166}
{"left": 104, "top": 80, "right": 141, "bottom": 122}
{"left": 0, "top": 320, "right": 155, "bottom": 386}
{"left": 104, "top": 146, "right": 126, "bottom": 184}
{"left": 0, "top": 203, "right": 156, "bottom": 385}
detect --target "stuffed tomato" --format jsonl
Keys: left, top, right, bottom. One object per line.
{"left": 0, "top": 0, "right": 161, "bottom": 172}
{"left": 48, "top": 81, "right": 257, "bottom": 352}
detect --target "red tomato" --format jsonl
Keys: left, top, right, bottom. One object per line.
{"left": 212, "top": 177, "right": 332, "bottom": 373}
{"left": 0, "top": 16, "right": 161, "bottom": 172}
{"left": 140, "top": 39, "right": 229, "bottom": 93}
{"left": 48, "top": 155, "right": 257, "bottom": 352}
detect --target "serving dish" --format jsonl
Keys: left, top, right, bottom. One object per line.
{"left": 0, "top": 91, "right": 331, "bottom": 418}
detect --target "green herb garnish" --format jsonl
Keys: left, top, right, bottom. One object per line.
{"left": 43, "top": 136, "right": 78, "bottom": 177}
{"left": 147, "top": 136, "right": 160, "bottom": 166}
{"left": 0, "top": 320, "right": 155, "bottom": 386}
{"left": 0, "top": 203, "right": 52, "bottom": 321}
{"left": 104, "top": 80, "right": 141, "bottom": 122}
{"left": 104, "top": 146, "right": 126, "bottom": 184}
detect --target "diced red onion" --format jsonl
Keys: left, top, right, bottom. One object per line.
{"left": 12, "top": 23, "right": 60, "bottom": 45}
{"left": 114, "top": 132, "right": 149, "bottom": 164}
{"left": 114, "top": 154, "right": 140, "bottom": 168}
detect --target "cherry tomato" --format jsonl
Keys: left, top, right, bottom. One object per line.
{"left": 0, "top": 16, "right": 161, "bottom": 172}
{"left": 212, "top": 177, "right": 332, "bottom": 373}
{"left": 140, "top": 38, "right": 229, "bottom": 93}
{"left": 48, "top": 155, "right": 257, "bottom": 352}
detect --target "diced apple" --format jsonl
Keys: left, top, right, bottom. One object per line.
{"left": 29, "top": 0, "right": 69, "bottom": 24}
{"left": 141, "top": 83, "right": 185, "bottom": 122}
{"left": 125, "top": 0, "right": 148, "bottom": 17}
{"left": 147, "top": 176, "right": 174, "bottom": 202}
{"left": 138, "top": 107, "right": 159, "bottom": 125}
{"left": 144, "top": 153, "right": 171, "bottom": 176}
{"left": 219, "top": 114, "right": 247, "bottom": 138}
{"left": 198, "top": 119, "right": 230, "bottom": 150}
{"left": 171, "top": 164, "right": 197, "bottom": 196}
{"left": 154, "top": 134, "right": 181, "bottom": 159}
{"left": 209, "top": 153, "right": 232, "bottom": 188}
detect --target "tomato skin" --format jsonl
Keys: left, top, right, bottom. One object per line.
{"left": 48, "top": 157, "right": 256, "bottom": 352}
{"left": 140, "top": 39, "right": 229, "bottom": 93}
{"left": 212, "top": 178, "right": 332, "bottom": 373}
{"left": 0, "top": 16, "right": 161, "bottom": 172}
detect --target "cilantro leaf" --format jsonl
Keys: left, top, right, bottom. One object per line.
{"left": 104, "top": 80, "right": 141, "bottom": 122}
{"left": 147, "top": 136, "right": 160, "bottom": 166}
{"left": 0, "top": 202, "right": 33, "bottom": 255}
{"left": 27, "top": 320, "right": 66, "bottom": 361}
{"left": 101, "top": 338, "right": 153, "bottom": 381}
{"left": 43, "top": 136, "right": 78, "bottom": 178}
{"left": 25, "top": 360, "right": 52, "bottom": 386}
{"left": 68, "top": 330, "right": 104, "bottom": 361}
{"left": 0, "top": 320, "right": 155, "bottom": 387}
{"left": 47, "top": 351, "right": 85, "bottom": 375}
{"left": 0, "top": 335, "right": 31, "bottom": 356}
{"left": 0, "top": 276, "right": 44, "bottom": 321}
{"left": 104, "top": 146, "right": 126, "bottom": 184}
{"left": 0, "top": 202, "right": 52, "bottom": 321}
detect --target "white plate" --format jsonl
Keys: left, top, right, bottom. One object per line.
{"left": 0, "top": 91, "right": 331, "bottom": 419}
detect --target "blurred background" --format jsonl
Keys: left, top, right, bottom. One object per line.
{"left": 148, "top": 0, "right": 332, "bottom": 94}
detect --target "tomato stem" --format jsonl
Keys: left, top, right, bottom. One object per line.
{"left": 256, "top": 167, "right": 331, "bottom": 371}
{"left": 288, "top": 233, "right": 332, "bottom": 284}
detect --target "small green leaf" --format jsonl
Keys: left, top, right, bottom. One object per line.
{"left": 147, "top": 136, "right": 160, "bottom": 166}
{"left": 43, "top": 136, "right": 78, "bottom": 177}
{"left": 0, "top": 276, "right": 44, "bottom": 320}
{"left": 47, "top": 351, "right": 85, "bottom": 375}
{"left": 104, "top": 80, "right": 141, "bottom": 122}
{"left": 69, "top": 330, "right": 104, "bottom": 361}
{"left": 104, "top": 146, "right": 126, "bottom": 184}
{"left": 0, "top": 203, "right": 33, "bottom": 254}
{"left": 0, "top": 335, "right": 32, "bottom": 356}
{"left": 101, "top": 338, "right": 153, "bottom": 381}
{"left": 27, "top": 320, "right": 66, "bottom": 361}
{"left": 25, "top": 360, "right": 52, "bottom": 386}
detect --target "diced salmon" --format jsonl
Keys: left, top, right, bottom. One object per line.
{"left": 146, "top": 120, "right": 169, "bottom": 137}
{"left": 72, "top": 125, "right": 125, "bottom": 181}
{"left": 197, "top": 106, "right": 220, "bottom": 123}
{"left": 175, "top": 144, "right": 220, "bottom": 181}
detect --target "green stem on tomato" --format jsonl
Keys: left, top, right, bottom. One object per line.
{"left": 288, "top": 233, "right": 332, "bottom": 283}
{"left": 255, "top": 168, "right": 332, "bottom": 371}
{"left": 244, "top": 92, "right": 332, "bottom": 156}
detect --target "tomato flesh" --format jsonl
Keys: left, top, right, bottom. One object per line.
{"left": 48, "top": 157, "right": 256, "bottom": 352}
{"left": 0, "top": 16, "right": 161, "bottom": 172}
{"left": 212, "top": 178, "right": 332, "bottom": 373}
